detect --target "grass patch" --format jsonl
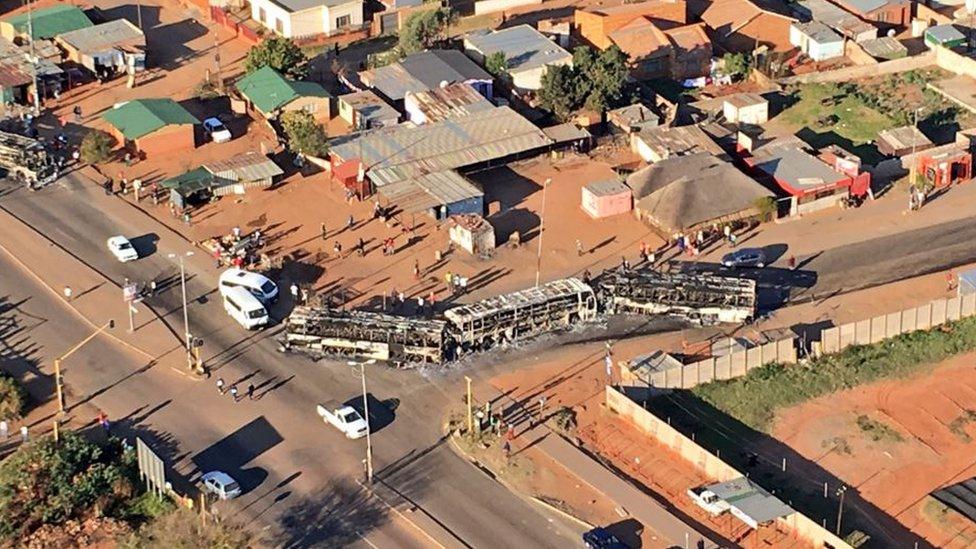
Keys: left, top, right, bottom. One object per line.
{"left": 855, "top": 414, "right": 903, "bottom": 443}
{"left": 691, "top": 316, "right": 976, "bottom": 432}
{"left": 948, "top": 410, "right": 976, "bottom": 443}
{"left": 921, "top": 498, "right": 976, "bottom": 544}
{"left": 780, "top": 82, "right": 894, "bottom": 145}
{"left": 821, "top": 436, "right": 852, "bottom": 456}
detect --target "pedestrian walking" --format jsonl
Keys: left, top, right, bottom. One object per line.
{"left": 232, "top": 226, "right": 241, "bottom": 240}
{"left": 729, "top": 233, "right": 738, "bottom": 247}
{"left": 696, "top": 230, "right": 704, "bottom": 248}
{"left": 247, "top": 383, "right": 255, "bottom": 400}
{"left": 576, "top": 239, "right": 583, "bottom": 257}
{"left": 301, "top": 288, "right": 310, "bottom": 304}
{"left": 334, "top": 241, "right": 342, "bottom": 257}
{"left": 788, "top": 255, "right": 796, "bottom": 270}
{"left": 357, "top": 237, "right": 365, "bottom": 257}
{"left": 182, "top": 211, "right": 191, "bottom": 225}
{"left": 639, "top": 241, "right": 647, "bottom": 262}
{"left": 230, "top": 385, "right": 239, "bottom": 402}
{"left": 373, "top": 201, "right": 382, "bottom": 220}
{"left": 947, "top": 271, "right": 956, "bottom": 292}
{"left": 73, "top": 105, "right": 82, "bottom": 123}
{"left": 413, "top": 260, "right": 421, "bottom": 281}
{"left": 63, "top": 285, "right": 72, "bottom": 301}
{"left": 71, "top": 148, "right": 79, "bottom": 164}
{"left": 452, "top": 273, "right": 460, "bottom": 295}
{"left": 149, "top": 280, "right": 157, "bottom": 296}
{"left": 416, "top": 296, "right": 424, "bottom": 315}
{"left": 290, "top": 283, "right": 299, "bottom": 302}
{"left": 648, "top": 250, "right": 656, "bottom": 267}
{"left": 605, "top": 353, "right": 613, "bottom": 381}
{"left": 97, "top": 411, "right": 110, "bottom": 433}
{"left": 347, "top": 214, "right": 354, "bottom": 231}
{"left": 0, "top": 420, "right": 8, "bottom": 440}
{"left": 459, "top": 276, "right": 467, "bottom": 294}
{"left": 724, "top": 224, "right": 731, "bottom": 242}
{"left": 216, "top": 378, "right": 225, "bottom": 394}
{"left": 20, "top": 426, "right": 27, "bottom": 443}
{"left": 582, "top": 269, "right": 591, "bottom": 286}
{"left": 445, "top": 271, "right": 453, "bottom": 292}
{"left": 502, "top": 440, "right": 511, "bottom": 462}
{"left": 321, "top": 222, "right": 327, "bottom": 241}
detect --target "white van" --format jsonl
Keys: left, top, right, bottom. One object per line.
{"left": 218, "top": 268, "right": 279, "bottom": 303}
{"left": 222, "top": 286, "right": 269, "bottom": 329}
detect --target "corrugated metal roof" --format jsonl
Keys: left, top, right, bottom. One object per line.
{"left": 464, "top": 24, "right": 572, "bottom": 72}
{"left": 635, "top": 124, "right": 725, "bottom": 159}
{"left": 361, "top": 50, "right": 491, "bottom": 101}
{"left": 704, "top": 478, "right": 794, "bottom": 527}
{"left": 205, "top": 151, "right": 283, "bottom": 181}
{"left": 0, "top": 63, "right": 30, "bottom": 87}
{"left": 378, "top": 169, "right": 483, "bottom": 214}
{"left": 406, "top": 82, "right": 493, "bottom": 123}
{"left": 753, "top": 147, "right": 846, "bottom": 189}
{"left": 543, "top": 122, "right": 591, "bottom": 143}
{"left": 103, "top": 98, "right": 200, "bottom": 140}
{"left": 56, "top": 18, "right": 144, "bottom": 53}
{"left": 338, "top": 90, "right": 400, "bottom": 123}
{"left": 792, "top": 20, "right": 842, "bottom": 43}
{"left": 877, "top": 125, "right": 931, "bottom": 151}
{"left": 268, "top": 0, "right": 359, "bottom": 13}
{"left": 330, "top": 106, "right": 552, "bottom": 186}
{"left": 0, "top": 37, "right": 61, "bottom": 78}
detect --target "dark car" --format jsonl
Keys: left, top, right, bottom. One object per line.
{"left": 721, "top": 248, "right": 766, "bottom": 268}
{"left": 583, "top": 527, "right": 629, "bottom": 549}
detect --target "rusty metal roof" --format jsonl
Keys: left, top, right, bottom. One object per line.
{"left": 0, "top": 63, "right": 30, "bottom": 87}
{"left": 204, "top": 151, "right": 283, "bottom": 182}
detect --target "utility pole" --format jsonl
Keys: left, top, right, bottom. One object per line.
{"left": 835, "top": 485, "right": 848, "bottom": 535}
{"left": 534, "top": 178, "right": 551, "bottom": 288}
{"left": 213, "top": 30, "right": 223, "bottom": 93}
{"left": 350, "top": 360, "right": 377, "bottom": 483}
{"left": 169, "top": 252, "right": 195, "bottom": 370}
{"left": 25, "top": 0, "right": 41, "bottom": 116}
{"left": 136, "top": 0, "right": 143, "bottom": 30}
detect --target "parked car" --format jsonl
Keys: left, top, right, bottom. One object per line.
{"left": 219, "top": 268, "right": 278, "bottom": 303}
{"left": 201, "top": 471, "right": 241, "bottom": 500}
{"left": 317, "top": 401, "right": 369, "bottom": 439}
{"left": 582, "top": 527, "right": 628, "bottom": 549}
{"left": 203, "top": 117, "right": 232, "bottom": 143}
{"left": 107, "top": 235, "right": 138, "bottom": 262}
{"left": 721, "top": 248, "right": 766, "bottom": 268}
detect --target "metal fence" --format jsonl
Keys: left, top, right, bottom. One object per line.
{"left": 628, "top": 338, "right": 796, "bottom": 389}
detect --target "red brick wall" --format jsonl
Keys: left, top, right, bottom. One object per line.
{"left": 135, "top": 125, "right": 195, "bottom": 157}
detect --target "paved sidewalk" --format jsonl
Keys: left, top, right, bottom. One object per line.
{"left": 484, "top": 386, "right": 725, "bottom": 549}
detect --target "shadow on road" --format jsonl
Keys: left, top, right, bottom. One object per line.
{"left": 129, "top": 233, "right": 159, "bottom": 258}
{"left": 191, "top": 416, "right": 283, "bottom": 495}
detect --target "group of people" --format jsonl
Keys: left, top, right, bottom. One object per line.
{"left": 215, "top": 377, "right": 256, "bottom": 402}
{"left": 444, "top": 271, "right": 469, "bottom": 295}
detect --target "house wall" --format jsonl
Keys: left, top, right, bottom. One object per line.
{"left": 575, "top": 1, "right": 687, "bottom": 49}
{"left": 809, "top": 37, "right": 844, "bottom": 61}
{"left": 289, "top": 7, "right": 324, "bottom": 37}
{"left": 510, "top": 58, "right": 572, "bottom": 90}
{"left": 474, "top": 0, "right": 542, "bottom": 16}
{"left": 324, "top": 1, "right": 364, "bottom": 33}
{"left": 722, "top": 14, "right": 793, "bottom": 52}
{"left": 723, "top": 102, "right": 768, "bottom": 124}
{"left": 632, "top": 134, "right": 665, "bottom": 163}
{"left": 338, "top": 97, "right": 357, "bottom": 126}
{"left": 250, "top": 0, "right": 295, "bottom": 37}
{"left": 282, "top": 95, "right": 332, "bottom": 122}
{"left": 670, "top": 44, "right": 710, "bottom": 79}
{"left": 864, "top": 2, "right": 910, "bottom": 27}
{"left": 135, "top": 124, "right": 195, "bottom": 157}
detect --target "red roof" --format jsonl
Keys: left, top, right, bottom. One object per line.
{"left": 333, "top": 159, "right": 362, "bottom": 181}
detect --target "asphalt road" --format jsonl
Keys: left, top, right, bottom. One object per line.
{"left": 0, "top": 175, "right": 583, "bottom": 547}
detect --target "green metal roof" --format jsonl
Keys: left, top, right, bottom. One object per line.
{"left": 160, "top": 167, "right": 214, "bottom": 194}
{"left": 235, "top": 66, "right": 330, "bottom": 114}
{"left": 102, "top": 98, "right": 200, "bottom": 140}
{"left": 3, "top": 5, "right": 93, "bottom": 39}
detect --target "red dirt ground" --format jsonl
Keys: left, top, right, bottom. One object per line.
{"left": 769, "top": 352, "right": 976, "bottom": 548}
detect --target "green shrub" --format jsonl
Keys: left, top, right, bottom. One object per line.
{"left": 0, "top": 432, "right": 136, "bottom": 540}
{"left": 0, "top": 373, "right": 26, "bottom": 420}
{"left": 691, "top": 317, "right": 976, "bottom": 431}
{"left": 79, "top": 130, "right": 115, "bottom": 165}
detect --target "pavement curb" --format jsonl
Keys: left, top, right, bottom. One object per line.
{"left": 0, "top": 203, "right": 183, "bottom": 366}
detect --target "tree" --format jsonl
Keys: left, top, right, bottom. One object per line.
{"left": 398, "top": 8, "right": 452, "bottom": 55}
{"left": 753, "top": 196, "right": 777, "bottom": 221}
{"left": 244, "top": 36, "right": 308, "bottom": 79}
{"left": 723, "top": 52, "right": 752, "bottom": 79}
{"left": 281, "top": 110, "right": 329, "bottom": 157}
{"left": 0, "top": 432, "right": 135, "bottom": 541}
{"left": 0, "top": 374, "right": 25, "bottom": 421}
{"left": 79, "top": 130, "right": 114, "bottom": 165}
{"left": 583, "top": 45, "right": 628, "bottom": 112}
{"left": 484, "top": 51, "right": 508, "bottom": 77}
{"left": 538, "top": 64, "right": 580, "bottom": 121}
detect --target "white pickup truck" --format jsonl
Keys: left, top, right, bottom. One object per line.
{"left": 316, "top": 401, "right": 369, "bottom": 439}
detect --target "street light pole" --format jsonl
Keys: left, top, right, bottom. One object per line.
{"left": 26, "top": 0, "right": 41, "bottom": 116}
{"left": 534, "top": 178, "right": 551, "bottom": 288}
{"left": 169, "top": 252, "right": 194, "bottom": 370}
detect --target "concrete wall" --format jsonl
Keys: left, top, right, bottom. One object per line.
{"left": 135, "top": 124, "right": 195, "bottom": 157}
{"left": 474, "top": 0, "right": 542, "bottom": 16}
{"left": 605, "top": 385, "right": 853, "bottom": 549}
{"left": 250, "top": 0, "right": 294, "bottom": 37}
{"left": 820, "top": 292, "right": 976, "bottom": 354}
{"left": 640, "top": 338, "right": 796, "bottom": 389}
{"left": 325, "top": 1, "right": 364, "bottom": 33}
{"left": 845, "top": 39, "right": 878, "bottom": 66}
{"left": 778, "top": 50, "right": 935, "bottom": 84}
{"left": 935, "top": 45, "right": 976, "bottom": 80}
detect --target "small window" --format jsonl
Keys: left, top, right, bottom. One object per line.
{"left": 258, "top": 7, "right": 266, "bottom": 22}
{"left": 275, "top": 18, "right": 284, "bottom": 33}
{"left": 336, "top": 15, "right": 351, "bottom": 28}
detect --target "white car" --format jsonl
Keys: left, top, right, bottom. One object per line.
{"left": 201, "top": 471, "right": 241, "bottom": 500}
{"left": 107, "top": 235, "right": 138, "bottom": 262}
{"left": 317, "top": 401, "right": 369, "bottom": 439}
{"left": 203, "top": 117, "right": 232, "bottom": 143}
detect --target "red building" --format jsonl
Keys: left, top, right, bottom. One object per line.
{"left": 918, "top": 147, "right": 972, "bottom": 188}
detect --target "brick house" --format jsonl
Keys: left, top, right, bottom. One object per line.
{"left": 827, "top": 0, "right": 910, "bottom": 28}
{"left": 575, "top": 0, "right": 687, "bottom": 49}
{"left": 102, "top": 98, "right": 199, "bottom": 157}
{"left": 700, "top": 0, "right": 796, "bottom": 52}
